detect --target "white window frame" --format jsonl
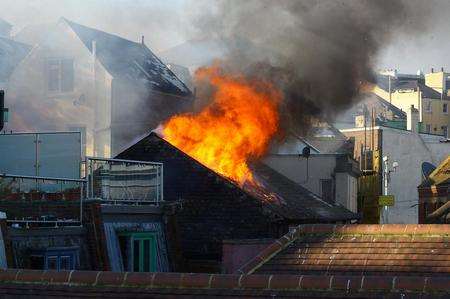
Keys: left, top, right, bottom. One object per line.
{"left": 46, "top": 58, "right": 74, "bottom": 93}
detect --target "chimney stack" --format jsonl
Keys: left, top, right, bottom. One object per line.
{"left": 92, "top": 40, "right": 96, "bottom": 57}
{"left": 431, "top": 67, "right": 434, "bottom": 73}
{"left": 141, "top": 35, "right": 145, "bottom": 45}
{"left": 407, "top": 104, "right": 419, "bottom": 133}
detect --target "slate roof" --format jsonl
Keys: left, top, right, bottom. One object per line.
{"left": 249, "top": 163, "right": 357, "bottom": 222}
{"left": 240, "top": 224, "right": 450, "bottom": 277}
{"left": 0, "top": 37, "right": 31, "bottom": 82}
{"left": 305, "top": 125, "right": 354, "bottom": 155}
{"left": 0, "top": 18, "right": 12, "bottom": 31}
{"left": 376, "top": 75, "right": 444, "bottom": 100}
{"left": 117, "top": 132, "right": 358, "bottom": 223}
{"left": 334, "top": 93, "right": 407, "bottom": 130}
{"left": 63, "top": 18, "right": 191, "bottom": 96}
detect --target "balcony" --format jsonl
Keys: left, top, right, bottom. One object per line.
{"left": 0, "top": 157, "right": 163, "bottom": 228}
{"left": 85, "top": 157, "right": 163, "bottom": 205}
{"left": 0, "top": 174, "right": 85, "bottom": 227}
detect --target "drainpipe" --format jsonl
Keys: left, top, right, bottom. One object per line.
{"left": 0, "top": 90, "right": 4, "bottom": 131}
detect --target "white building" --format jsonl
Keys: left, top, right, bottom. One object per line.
{"left": 341, "top": 108, "right": 450, "bottom": 223}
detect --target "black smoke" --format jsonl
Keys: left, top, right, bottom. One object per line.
{"left": 188, "top": 0, "right": 431, "bottom": 135}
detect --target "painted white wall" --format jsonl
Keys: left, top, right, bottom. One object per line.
{"left": 263, "top": 155, "right": 336, "bottom": 196}
{"left": 263, "top": 154, "right": 358, "bottom": 212}
{"left": 335, "top": 172, "right": 358, "bottom": 212}
{"left": 381, "top": 127, "right": 450, "bottom": 223}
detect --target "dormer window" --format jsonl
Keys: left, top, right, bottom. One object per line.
{"left": 47, "top": 58, "right": 74, "bottom": 93}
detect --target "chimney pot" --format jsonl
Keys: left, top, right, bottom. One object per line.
{"left": 92, "top": 40, "right": 96, "bottom": 56}
{"left": 431, "top": 67, "right": 434, "bottom": 73}
{"left": 141, "top": 35, "right": 145, "bottom": 45}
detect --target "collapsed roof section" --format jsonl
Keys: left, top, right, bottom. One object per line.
{"left": 63, "top": 18, "right": 191, "bottom": 97}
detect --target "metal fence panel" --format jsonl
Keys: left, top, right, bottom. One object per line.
{"left": 0, "top": 134, "right": 36, "bottom": 176}
{"left": 0, "top": 132, "right": 81, "bottom": 179}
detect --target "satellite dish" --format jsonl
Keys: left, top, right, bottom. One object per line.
{"left": 422, "top": 162, "right": 436, "bottom": 179}
{"left": 301, "top": 146, "right": 311, "bottom": 158}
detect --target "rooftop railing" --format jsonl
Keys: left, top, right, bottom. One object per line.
{"left": 85, "top": 157, "right": 163, "bottom": 205}
{"left": 0, "top": 174, "right": 86, "bottom": 227}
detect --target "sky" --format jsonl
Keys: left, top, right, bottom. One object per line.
{"left": 1, "top": 0, "right": 449, "bottom": 74}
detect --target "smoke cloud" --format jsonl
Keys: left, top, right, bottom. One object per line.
{"left": 186, "top": 0, "right": 432, "bottom": 134}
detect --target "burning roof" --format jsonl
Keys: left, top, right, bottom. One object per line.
{"left": 117, "top": 132, "right": 358, "bottom": 223}
{"left": 62, "top": 18, "right": 191, "bottom": 96}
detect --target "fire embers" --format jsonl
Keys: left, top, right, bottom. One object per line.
{"left": 163, "top": 65, "right": 281, "bottom": 186}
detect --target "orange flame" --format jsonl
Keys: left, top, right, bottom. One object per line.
{"left": 162, "top": 66, "right": 281, "bottom": 185}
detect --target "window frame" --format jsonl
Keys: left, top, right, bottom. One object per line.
{"left": 46, "top": 58, "right": 75, "bottom": 93}
{"left": 29, "top": 247, "right": 78, "bottom": 271}
{"left": 443, "top": 102, "right": 448, "bottom": 114}
{"left": 118, "top": 232, "right": 157, "bottom": 272}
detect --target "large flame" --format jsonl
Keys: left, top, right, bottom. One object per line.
{"left": 162, "top": 66, "right": 281, "bottom": 185}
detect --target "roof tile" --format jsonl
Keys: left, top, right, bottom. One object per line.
{"left": 96, "top": 272, "right": 126, "bottom": 286}
{"left": 152, "top": 273, "right": 182, "bottom": 288}
{"left": 269, "top": 275, "right": 301, "bottom": 289}
{"left": 210, "top": 274, "right": 240, "bottom": 289}
{"left": 361, "top": 276, "right": 393, "bottom": 291}
{"left": 69, "top": 270, "right": 100, "bottom": 285}
{"left": 239, "top": 275, "right": 270, "bottom": 289}
{"left": 41, "top": 270, "right": 71, "bottom": 284}
{"left": 180, "top": 273, "right": 212, "bottom": 288}
{"left": 300, "top": 275, "right": 331, "bottom": 290}
{"left": 123, "top": 272, "right": 154, "bottom": 287}
{"left": 250, "top": 224, "right": 450, "bottom": 276}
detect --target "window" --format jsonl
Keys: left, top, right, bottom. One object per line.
{"left": 426, "top": 124, "right": 431, "bottom": 133}
{"left": 444, "top": 103, "right": 448, "bottom": 114}
{"left": 118, "top": 232, "right": 157, "bottom": 272}
{"left": 321, "top": 179, "right": 333, "bottom": 203}
{"left": 29, "top": 248, "right": 78, "bottom": 270}
{"left": 424, "top": 100, "right": 432, "bottom": 113}
{"left": 443, "top": 126, "right": 448, "bottom": 138}
{"left": 47, "top": 58, "right": 74, "bottom": 92}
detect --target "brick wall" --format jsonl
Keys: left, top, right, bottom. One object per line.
{"left": 222, "top": 239, "right": 273, "bottom": 274}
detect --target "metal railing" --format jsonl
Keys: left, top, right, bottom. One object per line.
{"left": 0, "top": 173, "right": 86, "bottom": 227}
{"left": 85, "top": 157, "right": 163, "bottom": 205}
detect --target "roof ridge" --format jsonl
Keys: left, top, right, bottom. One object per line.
{"left": 61, "top": 17, "right": 142, "bottom": 47}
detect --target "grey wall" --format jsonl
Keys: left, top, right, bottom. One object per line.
{"left": 381, "top": 127, "right": 450, "bottom": 223}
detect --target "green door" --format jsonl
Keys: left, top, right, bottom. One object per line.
{"left": 121, "top": 232, "right": 157, "bottom": 272}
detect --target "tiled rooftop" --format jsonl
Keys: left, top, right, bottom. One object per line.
{"left": 1, "top": 269, "right": 449, "bottom": 298}
{"left": 240, "top": 224, "right": 450, "bottom": 277}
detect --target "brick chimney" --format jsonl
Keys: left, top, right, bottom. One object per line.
{"left": 407, "top": 105, "right": 419, "bottom": 133}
